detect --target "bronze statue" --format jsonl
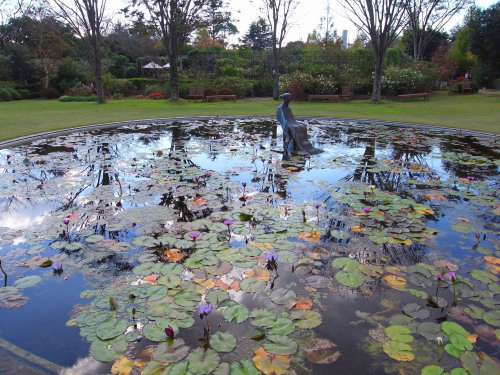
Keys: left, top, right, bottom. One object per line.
{"left": 276, "top": 93, "right": 323, "bottom": 159}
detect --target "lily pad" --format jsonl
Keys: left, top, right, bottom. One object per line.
{"left": 268, "top": 318, "right": 295, "bottom": 336}
{"left": 263, "top": 334, "right": 297, "bottom": 355}
{"left": 0, "top": 286, "right": 19, "bottom": 300}
{"left": 240, "top": 277, "right": 266, "bottom": 293}
{"left": 249, "top": 309, "right": 277, "bottom": 327}
{"left": 90, "top": 335, "right": 128, "bottom": 362}
{"left": 187, "top": 348, "right": 220, "bottom": 374}
{"left": 289, "top": 310, "right": 322, "bottom": 329}
{"left": 382, "top": 340, "right": 414, "bottom": 361}
{"left": 210, "top": 332, "right": 236, "bottom": 352}
{"left": 335, "top": 270, "right": 364, "bottom": 288}
{"left": 402, "top": 303, "right": 430, "bottom": 319}
{"left": 206, "top": 289, "right": 230, "bottom": 307}
{"left": 385, "top": 325, "right": 413, "bottom": 343}
{"left": 230, "top": 359, "right": 261, "bottom": 375}
{"left": 14, "top": 275, "right": 41, "bottom": 289}
{"left": 152, "top": 339, "right": 189, "bottom": 363}
{"left": 470, "top": 269, "right": 498, "bottom": 284}
{"left": 222, "top": 304, "right": 249, "bottom": 323}
{"left": 96, "top": 318, "right": 128, "bottom": 340}
{"left": 143, "top": 323, "right": 171, "bottom": 342}
{"left": 416, "top": 322, "right": 443, "bottom": 341}
{"left": 270, "top": 288, "right": 296, "bottom": 305}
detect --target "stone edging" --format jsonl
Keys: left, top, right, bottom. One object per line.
{"left": 0, "top": 115, "right": 497, "bottom": 149}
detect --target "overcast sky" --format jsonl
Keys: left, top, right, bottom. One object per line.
{"left": 227, "top": 0, "right": 498, "bottom": 45}
{"left": 108, "top": 0, "right": 498, "bottom": 46}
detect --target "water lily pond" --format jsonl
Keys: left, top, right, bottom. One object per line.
{"left": 0, "top": 117, "right": 499, "bottom": 375}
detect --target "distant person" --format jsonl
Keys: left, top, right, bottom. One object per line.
{"left": 451, "top": 72, "right": 458, "bottom": 80}
{"left": 465, "top": 70, "right": 472, "bottom": 80}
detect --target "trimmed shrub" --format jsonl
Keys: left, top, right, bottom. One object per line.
{"left": 214, "top": 76, "right": 252, "bottom": 98}
{"left": 279, "top": 72, "right": 337, "bottom": 96}
{"left": 0, "top": 88, "right": 12, "bottom": 101}
{"left": 146, "top": 90, "right": 166, "bottom": 99}
{"left": 102, "top": 73, "right": 134, "bottom": 97}
{"left": 216, "top": 87, "right": 235, "bottom": 95}
{"left": 204, "top": 87, "right": 217, "bottom": 96}
{"left": 127, "top": 78, "right": 158, "bottom": 91}
{"left": 40, "top": 87, "right": 60, "bottom": 98}
{"left": 65, "top": 82, "right": 95, "bottom": 97}
{"left": 59, "top": 95, "right": 98, "bottom": 102}
{"left": 18, "top": 90, "right": 30, "bottom": 99}
{"left": 382, "top": 65, "right": 438, "bottom": 96}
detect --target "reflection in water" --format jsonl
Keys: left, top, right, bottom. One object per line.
{"left": 0, "top": 119, "right": 498, "bottom": 374}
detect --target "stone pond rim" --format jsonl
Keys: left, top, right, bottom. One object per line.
{"left": 0, "top": 115, "right": 495, "bottom": 149}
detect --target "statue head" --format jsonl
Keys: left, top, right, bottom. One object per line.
{"left": 279, "top": 93, "right": 292, "bottom": 101}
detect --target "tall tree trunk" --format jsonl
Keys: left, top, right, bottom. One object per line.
{"left": 272, "top": 46, "right": 280, "bottom": 100}
{"left": 371, "top": 51, "right": 384, "bottom": 102}
{"left": 93, "top": 42, "right": 105, "bottom": 104}
{"left": 43, "top": 65, "right": 49, "bottom": 88}
{"left": 169, "top": 54, "right": 179, "bottom": 100}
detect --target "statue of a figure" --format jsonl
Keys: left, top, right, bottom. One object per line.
{"left": 276, "top": 93, "right": 323, "bottom": 159}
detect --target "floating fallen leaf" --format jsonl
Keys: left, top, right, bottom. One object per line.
{"left": 350, "top": 225, "right": 366, "bottom": 232}
{"left": 245, "top": 268, "right": 271, "bottom": 281}
{"left": 165, "top": 248, "right": 183, "bottom": 262}
{"left": 252, "top": 347, "right": 290, "bottom": 375}
{"left": 193, "top": 196, "right": 207, "bottom": 205}
{"left": 290, "top": 295, "right": 313, "bottom": 310}
{"left": 111, "top": 356, "right": 134, "bottom": 375}
{"left": 384, "top": 275, "right": 407, "bottom": 288}
{"left": 485, "top": 256, "right": 500, "bottom": 265}
{"left": 303, "top": 338, "right": 341, "bottom": 364}
{"left": 214, "top": 279, "right": 229, "bottom": 290}
{"left": 425, "top": 194, "right": 445, "bottom": 200}
{"left": 298, "top": 230, "right": 321, "bottom": 242}
{"left": 142, "top": 275, "right": 158, "bottom": 285}
{"left": 229, "top": 280, "right": 240, "bottom": 291}
{"left": 194, "top": 278, "right": 215, "bottom": 289}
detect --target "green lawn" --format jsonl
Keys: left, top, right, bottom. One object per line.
{"left": 0, "top": 91, "right": 499, "bottom": 142}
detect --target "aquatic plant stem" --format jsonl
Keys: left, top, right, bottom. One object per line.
{"left": 0, "top": 259, "right": 7, "bottom": 277}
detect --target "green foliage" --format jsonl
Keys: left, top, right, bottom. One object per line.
{"left": 39, "top": 87, "right": 60, "bottom": 98}
{"left": 216, "top": 88, "right": 234, "bottom": 95}
{"left": 53, "top": 58, "right": 87, "bottom": 94}
{"left": 66, "top": 82, "right": 95, "bottom": 97}
{"left": 126, "top": 78, "right": 157, "bottom": 91}
{"left": 386, "top": 48, "right": 402, "bottom": 66}
{"left": 0, "top": 87, "right": 23, "bottom": 101}
{"left": 382, "top": 65, "right": 438, "bottom": 95}
{"left": 214, "top": 76, "right": 252, "bottom": 98}
{"left": 279, "top": 72, "right": 338, "bottom": 95}
{"left": 59, "top": 95, "right": 98, "bottom": 102}
{"left": 102, "top": 73, "right": 134, "bottom": 97}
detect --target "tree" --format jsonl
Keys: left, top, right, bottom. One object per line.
{"left": 259, "top": 0, "right": 299, "bottom": 100}
{"left": 399, "top": 28, "right": 448, "bottom": 61}
{"left": 202, "top": 0, "right": 237, "bottom": 46}
{"left": 314, "top": 0, "right": 339, "bottom": 50}
{"left": 52, "top": 0, "right": 108, "bottom": 103}
{"left": 24, "top": 15, "right": 70, "bottom": 87}
{"left": 468, "top": 2, "right": 500, "bottom": 86}
{"left": 137, "top": 0, "right": 211, "bottom": 100}
{"left": 404, "top": 0, "right": 472, "bottom": 61}
{"left": 240, "top": 17, "right": 272, "bottom": 51}
{"left": 341, "top": 0, "right": 408, "bottom": 102}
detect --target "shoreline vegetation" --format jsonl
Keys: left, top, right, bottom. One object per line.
{"left": 0, "top": 91, "right": 499, "bottom": 143}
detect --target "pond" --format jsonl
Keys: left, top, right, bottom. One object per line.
{"left": 0, "top": 117, "right": 498, "bottom": 375}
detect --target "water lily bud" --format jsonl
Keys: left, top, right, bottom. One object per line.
{"left": 436, "top": 337, "right": 443, "bottom": 347}
{"left": 165, "top": 325, "right": 174, "bottom": 338}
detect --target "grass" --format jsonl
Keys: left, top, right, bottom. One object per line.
{"left": 0, "top": 90, "right": 499, "bottom": 142}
